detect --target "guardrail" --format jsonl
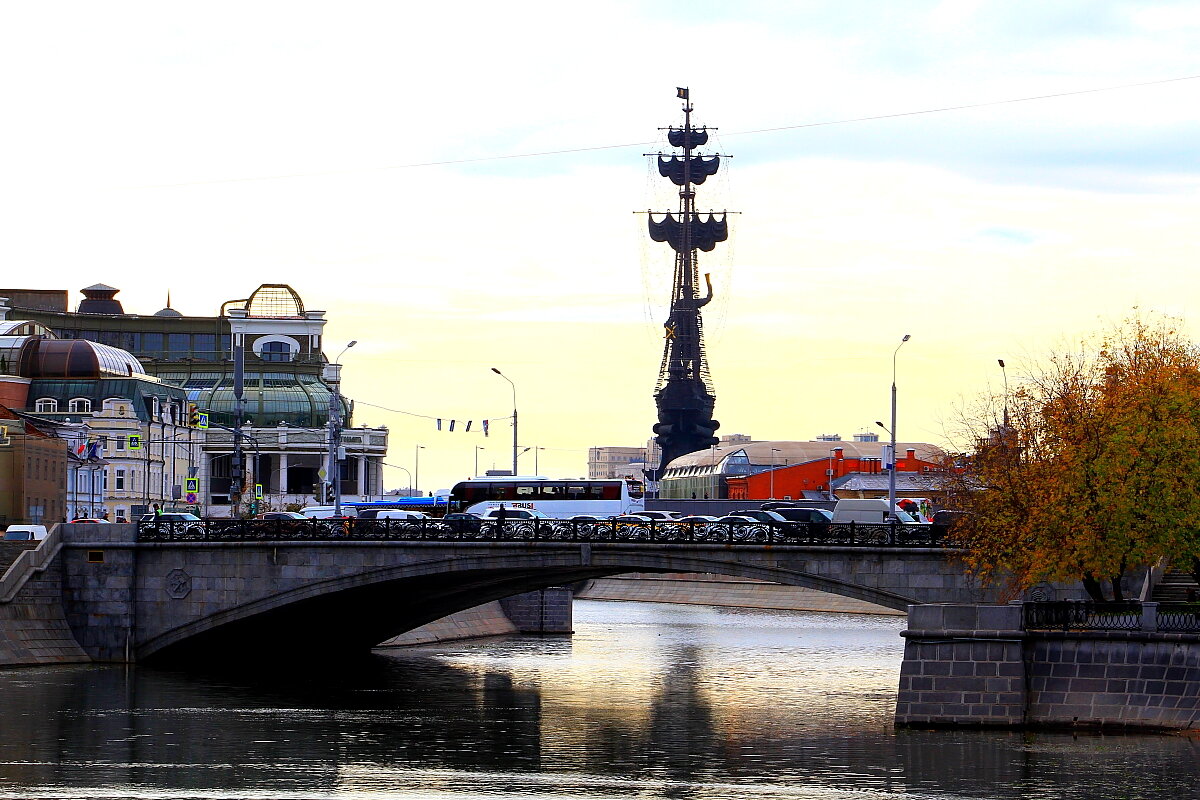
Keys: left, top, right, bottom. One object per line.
{"left": 136, "top": 518, "right": 952, "bottom": 547}
{"left": 1023, "top": 601, "right": 1200, "bottom": 633}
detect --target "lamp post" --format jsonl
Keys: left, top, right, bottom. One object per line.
{"left": 827, "top": 449, "right": 838, "bottom": 500}
{"left": 879, "top": 333, "right": 911, "bottom": 521}
{"left": 534, "top": 446, "right": 545, "bottom": 476}
{"left": 391, "top": 464, "right": 414, "bottom": 495}
{"left": 770, "top": 448, "right": 781, "bottom": 500}
{"left": 414, "top": 444, "right": 425, "bottom": 496}
{"left": 998, "top": 358, "right": 1009, "bottom": 428}
{"left": 328, "top": 340, "right": 356, "bottom": 518}
{"left": 491, "top": 367, "right": 518, "bottom": 476}
{"left": 474, "top": 446, "right": 485, "bottom": 477}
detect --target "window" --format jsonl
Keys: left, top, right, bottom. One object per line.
{"left": 68, "top": 398, "right": 92, "bottom": 413}
{"left": 35, "top": 398, "right": 57, "bottom": 413}
{"left": 115, "top": 437, "right": 125, "bottom": 451}
{"left": 260, "top": 341, "right": 292, "bottom": 362}
{"left": 115, "top": 469, "right": 125, "bottom": 490}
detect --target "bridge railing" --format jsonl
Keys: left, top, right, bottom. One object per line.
{"left": 135, "top": 517, "right": 951, "bottom": 547}
{"left": 1022, "top": 600, "right": 1200, "bottom": 633}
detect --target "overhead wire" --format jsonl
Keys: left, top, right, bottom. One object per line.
{"left": 129, "top": 73, "right": 1200, "bottom": 189}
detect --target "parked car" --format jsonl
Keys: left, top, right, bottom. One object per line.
{"left": 731, "top": 509, "right": 788, "bottom": 524}
{"left": 70, "top": 518, "right": 112, "bottom": 524}
{"left": 637, "top": 511, "right": 680, "bottom": 521}
{"left": 713, "top": 515, "right": 759, "bottom": 525}
{"left": 931, "top": 510, "right": 968, "bottom": 531}
{"left": 480, "top": 508, "right": 550, "bottom": 521}
{"left": 611, "top": 514, "right": 653, "bottom": 524}
{"left": 299, "top": 505, "right": 359, "bottom": 519}
{"left": 677, "top": 514, "right": 718, "bottom": 523}
{"left": 568, "top": 514, "right": 603, "bottom": 523}
{"left": 442, "top": 512, "right": 483, "bottom": 532}
{"left": 3, "top": 524, "right": 48, "bottom": 541}
{"left": 139, "top": 513, "right": 202, "bottom": 524}
{"left": 770, "top": 507, "right": 834, "bottom": 525}
{"left": 254, "top": 511, "right": 307, "bottom": 520}
{"left": 362, "top": 509, "right": 428, "bottom": 520}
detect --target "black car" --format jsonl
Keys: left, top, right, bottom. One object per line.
{"left": 770, "top": 507, "right": 834, "bottom": 525}
{"left": 442, "top": 512, "right": 483, "bottom": 533}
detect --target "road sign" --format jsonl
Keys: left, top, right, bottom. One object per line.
{"left": 186, "top": 492, "right": 197, "bottom": 504}
{"left": 254, "top": 484, "right": 263, "bottom": 500}
{"left": 128, "top": 434, "right": 142, "bottom": 450}
{"left": 197, "top": 412, "right": 209, "bottom": 429}
{"left": 185, "top": 478, "right": 199, "bottom": 493}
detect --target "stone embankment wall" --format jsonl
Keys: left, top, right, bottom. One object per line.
{"left": 577, "top": 572, "right": 901, "bottom": 615}
{"left": 896, "top": 604, "right": 1200, "bottom": 731}
{"left": 378, "top": 588, "right": 573, "bottom": 647}
{"left": 0, "top": 531, "right": 90, "bottom": 666}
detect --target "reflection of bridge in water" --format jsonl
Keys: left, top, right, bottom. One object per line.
{"left": 6, "top": 521, "right": 993, "bottom": 666}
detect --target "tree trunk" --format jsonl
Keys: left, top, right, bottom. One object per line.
{"left": 1082, "top": 573, "right": 1106, "bottom": 602}
{"left": 1111, "top": 574, "right": 1124, "bottom": 602}
{"left": 1191, "top": 556, "right": 1200, "bottom": 593}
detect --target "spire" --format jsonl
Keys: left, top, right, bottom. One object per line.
{"left": 643, "top": 89, "right": 732, "bottom": 474}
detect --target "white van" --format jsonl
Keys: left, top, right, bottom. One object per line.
{"left": 3, "top": 525, "right": 48, "bottom": 541}
{"left": 832, "top": 499, "right": 921, "bottom": 524}
{"left": 298, "top": 506, "right": 358, "bottom": 519}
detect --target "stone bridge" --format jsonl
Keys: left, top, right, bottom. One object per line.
{"left": 6, "top": 523, "right": 996, "bottom": 664}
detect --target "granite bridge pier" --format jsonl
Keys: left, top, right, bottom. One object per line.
{"left": 0, "top": 520, "right": 988, "bottom": 665}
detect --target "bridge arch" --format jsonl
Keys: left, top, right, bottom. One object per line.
{"left": 138, "top": 549, "right": 923, "bottom": 663}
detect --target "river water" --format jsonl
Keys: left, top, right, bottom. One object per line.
{"left": 0, "top": 600, "right": 1196, "bottom": 799}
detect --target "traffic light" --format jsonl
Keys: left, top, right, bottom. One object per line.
{"left": 188, "top": 404, "right": 200, "bottom": 427}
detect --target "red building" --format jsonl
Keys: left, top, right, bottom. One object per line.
{"left": 722, "top": 443, "right": 946, "bottom": 501}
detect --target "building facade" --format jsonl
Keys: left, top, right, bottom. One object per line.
{"left": 587, "top": 446, "right": 647, "bottom": 480}
{"left": 0, "top": 406, "right": 67, "bottom": 525}
{"left": 4, "top": 283, "right": 387, "bottom": 517}
{"left": 659, "top": 439, "right": 946, "bottom": 501}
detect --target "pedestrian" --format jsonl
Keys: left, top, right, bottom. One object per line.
{"left": 152, "top": 503, "right": 162, "bottom": 518}
{"left": 495, "top": 503, "right": 507, "bottom": 527}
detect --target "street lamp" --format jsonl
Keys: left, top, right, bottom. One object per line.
{"left": 415, "top": 444, "right": 425, "bottom": 496}
{"left": 474, "top": 446, "right": 485, "bottom": 477}
{"left": 998, "top": 358, "right": 1009, "bottom": 428}
{"left": 491, "top": 367, "right": 518, "bottom": 476}
{"left": 534, "top": 446, "right": 546, "bottom": 476}
{"left": 881, "top": 333, "right": 911, "bottom": 521}
{"left": 770, "top": 448, "right": 782, "bottom": 500}
{"left": 328, "top": 340, "right": 356, "bottom": 518}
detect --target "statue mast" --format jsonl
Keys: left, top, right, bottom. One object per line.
{"left": 646, "top": 88, "right": 729, "bottom": 474}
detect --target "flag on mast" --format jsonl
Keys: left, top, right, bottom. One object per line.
{"left": 676, "top": 87, "right": 688, "bottom": 99}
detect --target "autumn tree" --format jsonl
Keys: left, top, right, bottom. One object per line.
{"left": 950, "top": 316, "right": 1200, "bottom": 601}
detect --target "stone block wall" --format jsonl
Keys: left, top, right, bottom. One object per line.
{"left": 1028, "top": 634, "right": 1200, "bottom": 729}
{"left": 895, "top": 604, "right": 1026, "bottom": 727}
{"left": 499, "top": 587, "right": 573, "bottom": 634}
{"left": 0, "top": 536, "right": 90, "bottom": 666}
{"left": 58, "top": 523, "right": 138, "bottom": 662}
{"left": 897, "top": 603, "right": 1200, "bottom": 730}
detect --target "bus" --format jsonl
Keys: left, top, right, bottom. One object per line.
{"left": 448, "top": 476, "right": 645, "bottom": 519}
{"left": 349, "top": 495, "right": 449, "bottom": 516}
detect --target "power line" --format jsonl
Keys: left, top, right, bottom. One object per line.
{"left": 352, "top": 400, "right": 508, "bottom": 424}
{"left": 131, "top": 74, "right": 1200, "bottom": 189}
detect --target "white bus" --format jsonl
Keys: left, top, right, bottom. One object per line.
{"left": 448, "top": 476, "right": 645, "bottom": 519}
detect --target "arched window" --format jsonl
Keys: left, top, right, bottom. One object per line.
{"left": 260, "top": 341, "right": 293, "bottom": 362}
{"left": 68, "top": 398, "right": 92, "bottom": 413}
{"left": 34, "top": 398, "right": 57, "bottom": 413}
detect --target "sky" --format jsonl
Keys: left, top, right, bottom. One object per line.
{"left": 5, "top": 1, "right": 1200, "bottom": 492}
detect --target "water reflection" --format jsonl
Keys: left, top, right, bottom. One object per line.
{"left": 0, "top": 602, "right": 1195, "bottom": 799}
